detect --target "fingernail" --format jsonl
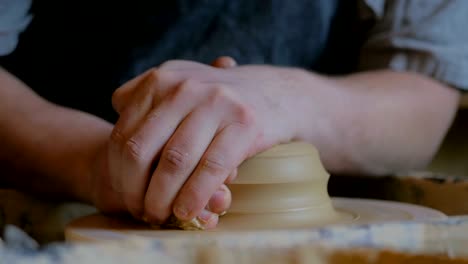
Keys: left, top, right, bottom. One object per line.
{"left": 208, "top": 189, "right": 227, "bottom": 210}
{"left": 173, "top": 205, "right": 189, "bottom": 219}
{"left": 198, "top": 210, "right": 215, "bottom": 223}
{"left": 208, "top": 185, "right": 231, "bottom": 213}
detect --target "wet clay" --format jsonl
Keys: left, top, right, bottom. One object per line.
{"left": 161, "top": 215, "right": 205, "bottom": 231}
{"left": 217, "top": 142, "right": 342, "bottom": 229}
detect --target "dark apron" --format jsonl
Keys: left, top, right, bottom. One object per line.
{"left": 0, "top": 0, "right": 363, "bottom": 122}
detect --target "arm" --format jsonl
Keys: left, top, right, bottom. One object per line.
{"left": 0, "top": 67, "right": 112, "bottom": 203}
{"left": 289, "top": 69, "right": 460, "bottom": 175}
{"left": 323, "top": 0, "right": 468, "bottom": 175}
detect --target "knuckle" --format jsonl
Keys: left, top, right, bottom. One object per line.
{"left": 233, "top": 104, "right": 256, "bottom": 126}
{"left": 110, "top": 127, "right": 126, "bottom": 145}
{"left": 144, "top": 68, "right": 170, "bottom": 107}
{"left": 206, "top": 85, "right": 256, "bottom": 126}
{"left": 159, "top": 60, "right": 181, "bottom": 69}
{"left": 146, "top": 67, "right": 169, "bottom": 86}
{"left": 146, "top": 72, "right": 159, "bottom": 88}
{"left": 124, "top": 137, "right": 145, "bottom": 163}
{"left": 145, "top": 108, "right": 161, "bottom": 122}
{"left": 212, "top": 85, "right": 230, "bottom": 99}
{"left": 202, "top": 155, "right": 229, "bottom": 176}
{"left": 140, "top": 82, "right": 154, "bottom": 99}
{"left": 175, "top": 80, "right": 190, "bottom": 94}
{"left": 177, "top": 79, "right": 196, "bottom": 94}
{"left": 206, "top": 85, "right": 232, "bottom": 106}
{"left": 111, "top": 89, "right": 124, "bottom": 110}
{"left": 147, "top": 67, "right": 161, "bottom": 81}
{"left": 166, "top": 79, "right": 196, "bottom": 102}
{"left": 162, "top": 148, "right": 191, "bottom": 171}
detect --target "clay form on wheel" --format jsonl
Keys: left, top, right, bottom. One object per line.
{"left": 66, "top": 143, "right": 446, "bottom": 242}
{"left": 218, "top": 142, "right": 342, "bottom": 229}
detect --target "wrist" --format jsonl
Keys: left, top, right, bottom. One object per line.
{"left": 50, "top": 107, "right": 114, "bottom": 204}
{"left": 79, "top": 125, "right": 113, "bottom": 205}
{"left": 78, "top": 135, "right": 109, "bottom": 204}
{"left": 284, "top": 69, "right": 360, "bottom": 174}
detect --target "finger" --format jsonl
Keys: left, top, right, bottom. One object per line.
{"left": 160, "top": 60, "right": 213, "bottom": 71}
{"left": 112, "top": 67, "right": 182, "bottom": 114}
{"left": 109, "top": 69, "right": 179, "bottom": 180}
{"left": 112, "top": 68, "right": 156, "bottom": 113}
{"left": 108, "top": 80, "right": 205, "bottom": 217}
{"left": 160, "top": 60, "right": 229, "bottom": 83}
{"left": 173, "top": 121, "right": 256, "bottom": 221}
{"left": 211, "top": 56, "right": 237, "bottom": 69}
{"left": 111, "top": 77, "right": 156, "bottom": 143}
{"left": 197, "top": 209, "right": 219, "bottom": 229}
{"left": 143, "top": 102, "right": 221, "bottom": 223}
{"left": 108, "top": 70, "right": 177, "bottom": 191}
{"left": 108, "top": 107, "right": 153, "bottom": 218}
{"left": 206, "top": 184, "right": 231, "bottom": 215}
{"left": 224, "top": 168, "right": 238, "bottom": 184}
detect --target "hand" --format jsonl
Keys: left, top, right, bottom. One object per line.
{"left": 91, "top": 57, "right": 299, "bottom": 228}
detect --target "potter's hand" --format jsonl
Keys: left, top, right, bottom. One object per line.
{"left": 101, "top": 59, "right": 297, "bottom": 227}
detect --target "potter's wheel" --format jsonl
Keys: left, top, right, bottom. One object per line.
{"left": 66, "top": 198, "right": 445, "bottom": 242}
{"left": 65, "top": 143, "right": 446, "bottom": 242}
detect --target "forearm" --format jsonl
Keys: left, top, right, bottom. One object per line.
{"left": 0, "top": 68, "right": 112, "bottom": 202}
{"left": 287, "top": 69, "right": 460, "bottom": 175}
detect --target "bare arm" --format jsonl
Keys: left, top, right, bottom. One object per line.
{"left": 0, "top": 67, "right": 112, "bottom": 202}
{"left": 290, "top": 69, "right": 460, "bottom": 175}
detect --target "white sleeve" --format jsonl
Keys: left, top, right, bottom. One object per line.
{"left": 359, "top": 0, "right": 468, "bottom": 91}
{"left": 0, "top": 0, "right": 32, "bottom": 56}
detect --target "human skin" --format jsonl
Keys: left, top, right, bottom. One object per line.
{"left": 0, "top": 57, "right": 460, "bottom": 228}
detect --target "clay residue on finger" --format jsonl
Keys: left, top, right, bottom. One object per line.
{"left": 159, "top": 214, "right": 205, "bottom": 231}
